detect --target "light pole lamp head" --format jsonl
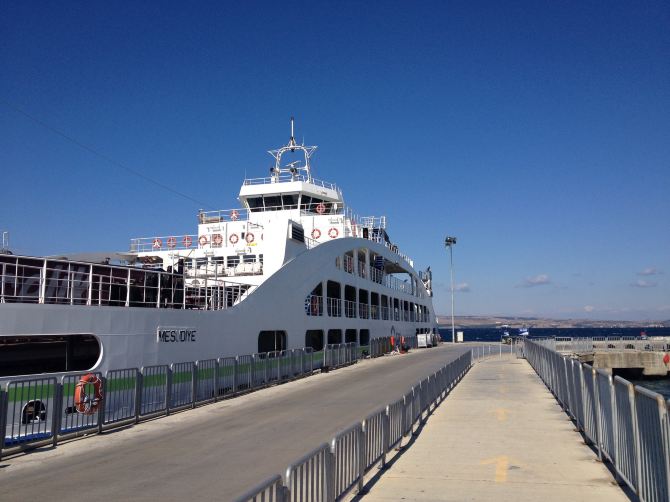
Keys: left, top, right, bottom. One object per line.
{"left": 445, "top": 236, "right": 457, "bottom": 248}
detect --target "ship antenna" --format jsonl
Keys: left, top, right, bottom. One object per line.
{"left": 288, "top": 116, "right": 297, "bottom": 151}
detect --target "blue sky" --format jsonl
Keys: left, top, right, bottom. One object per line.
{"left": 1, "top": 1, "right": 668, "bottom": 320}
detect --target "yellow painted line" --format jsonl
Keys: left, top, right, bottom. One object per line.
{"left": 495, "top": 408, "right": 509, "bottom": 421}
{"left": 481, "top": 455, "right": 509, "bottom": 483}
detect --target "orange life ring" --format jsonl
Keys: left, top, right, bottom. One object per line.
{"left": 231, "top": 210, "right": 240, "bottom": 221}
{"left": 182, "top": 235, "right": 193, "bottom": 247}
{"left": 152, "top": 238, "right": 162, "bottom": 249}
{"left": 246, "top": 232, "right": 255, "bottom": 244}
{"left": 212, "top": 233, "right": 223, "bottom": 245}
{"left": 229, "top": 233, "right": 239, "bottom": 244}
{"left": 166, "top": 237, "right": 177, "bottom": 249}
{"left": 198, "top": 235, "right": 208, "bottom": 246}
{"left": 328, "top": 227, "right": 339, "bottom": 239}
{"left": 74, "top": 373, "right": 103, "bottom": 415}
{"left": 316, "top": 202, "right": 326, "bottom": 214}
{"left": 311, "top": 228, "right": 321, "bottom": 239}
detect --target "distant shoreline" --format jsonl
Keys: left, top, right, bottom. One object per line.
{"left": 436, "top": 315, "right": 669, "bottom": 329}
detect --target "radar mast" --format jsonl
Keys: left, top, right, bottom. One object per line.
{"left": 268, "top": 117, "right": 317, "bottom": 182}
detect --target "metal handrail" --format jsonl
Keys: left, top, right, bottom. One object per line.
{"left": 243, "top": 173, "right": 341, "bottom": 192}
{"left": 236, "top": 350, "right": 477, "bottom": 501}
{"left": 0, "top": 343, "right": 356, "bottom": 460}
{"left": 524, "top": 339, "right": 670, "bottom": 500}
{"left": 0, "top": 254, "right": 258, "bottom": 311}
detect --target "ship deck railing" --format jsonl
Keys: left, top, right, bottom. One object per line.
{"left": 0, "top": 255, "right": 256, "bottom": 311}
{"left": 242, "top": 173, "right": 341, "bottom": 192}
{"left": 131, "top": 204, "right": 417, "bottom": 265}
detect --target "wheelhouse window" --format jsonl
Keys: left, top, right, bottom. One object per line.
{"left": 282, "top": 194, "right": 298, "bottom": 209}
{"left": 247, "top": 197, "right": 264, "bottom": 212}
{"left": 263, "top": 195, "right": 282, "bottom": 210}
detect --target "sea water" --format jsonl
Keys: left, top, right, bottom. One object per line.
{"left": 438, "top": 327, "right": 670, "bottom": 399}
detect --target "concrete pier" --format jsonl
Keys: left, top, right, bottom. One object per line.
{"left": 360, "top": 356, "right": 628, "bottom": 501}
{"left": 577, "top": 350, "right": 670, "bottom": 376}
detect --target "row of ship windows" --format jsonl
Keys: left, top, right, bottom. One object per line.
{"left": 259, "top": 328, "right": 435, "bottom": 353}
{"left": 246, "top": 195, "right": 335, "bottom": 213}
{"left": 304, "top": 281, "right": 430, "bottom": 322}
{"left": 335, "top": 253, "right": 422, "bottom": 298}
{"left": 192, "top": 254, "right": 262, "bottom": 268}
{"left": 258, "top": 329, "right": 367, "bottom": 353}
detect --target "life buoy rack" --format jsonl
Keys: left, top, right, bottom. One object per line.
{"left": 152, "top": 238, "right": 162, "bottom": 249}
{"left": 328, "top": 227, "right": 339, "bottom": 239}
{"left": 182, "top": 235, "right": 193, "bottom": 247}
{"left": 230, "top": 210, "right": 240, "bottom": 221}
{"left": 245, "top": 232, "right": 255, "bottom": 244}
{"left": 198, "top": 235, "right": 208, "bottom": 247}
{"left": 316, "top": 202, "right": 326, "bottom": 214}
{"left": 74, "top": 373, "right": 103, "bottom": 415}
{"left": 212, "top": 234, "right": 223, "bottom": 246}
{"left": 311, "top": 228, "right": 321, "bottom": 239}
{"left": 229, "top": 233, "right": 239, "bottom": 245}
{"left": 166, "top": 236, "right": 177, "bottom": 249}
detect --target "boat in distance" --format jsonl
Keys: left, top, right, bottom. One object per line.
{"left": 0, "top": 119, "right": 439, "bottom": 379}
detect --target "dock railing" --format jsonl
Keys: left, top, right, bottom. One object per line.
{"left": 524, "top": 339, "right": 670, "bottom": 502}
{"left": 0, "top": 335, "right": 434, "bottom": 460}
{"left": 235, "top": 348, "right": 493, "bottom": 502}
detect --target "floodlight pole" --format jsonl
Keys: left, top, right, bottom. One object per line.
{"left": 445, "top": 236, "right": 457, "bottom": 343}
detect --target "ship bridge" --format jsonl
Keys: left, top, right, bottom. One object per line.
{"left": 239, "top": 117, "right": 343, "bottom": 214}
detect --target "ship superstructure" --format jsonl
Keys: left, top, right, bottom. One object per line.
{"left": 130, "top": 119, "right": 415, "bottom": 298}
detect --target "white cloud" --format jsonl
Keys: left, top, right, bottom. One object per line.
{"left": 517, "top": 274, "right": 551, "bottom": 288}
{"left": 583, "top": 305, "right": 595, "bottom": 312}
{"left": 454, "top": 282, "right": 470, "bottom": 292}
{"left": 631, "top": 279, "right": 657, "bottom": 288}
{"left": 637, "top": 267, "right": 662, "bottom": 276}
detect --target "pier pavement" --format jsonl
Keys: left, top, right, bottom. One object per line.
{"left": 359, "top": 355, "right": 629, "bottom": 501}
{"left": 1, "top": 344, "right": 469, "bottom": 501}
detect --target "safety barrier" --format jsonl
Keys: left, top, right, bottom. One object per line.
{"left": 235, "top": 350, "right": 474, "bottom": 501}
{"left": 537, "top": 336, "right": 670, "bottom": 353}
{"left": 324, "top": 342, "right": 358, "bottom": 369}
{"left": 524, "top": 339, "right": 670, "bottom": 502}
{"left": 0, "top": 344, "right": 345, "bottom": 459}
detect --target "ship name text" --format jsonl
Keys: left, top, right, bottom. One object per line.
{"left": 157, "top": 327, "right": 197, "bottom": 343}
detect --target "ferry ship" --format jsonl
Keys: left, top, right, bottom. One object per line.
{"left": 0, "top": 120, "right": 439, "bottom": 378}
